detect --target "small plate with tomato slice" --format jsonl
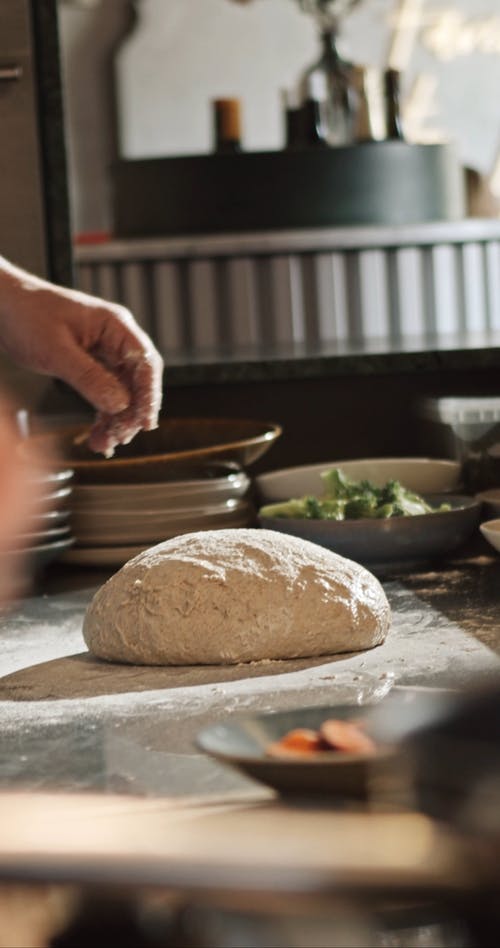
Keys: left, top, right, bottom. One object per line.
{"left": 196, "top": 704, "right": 396, "bottom": 799}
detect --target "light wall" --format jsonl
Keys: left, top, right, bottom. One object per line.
{"left": 59, "top": 0, "right": 500, "bottom": 235}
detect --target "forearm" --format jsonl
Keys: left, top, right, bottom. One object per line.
{"left": 0, "top": 254, "right": 163, "bottom": 455}
{"left": 0, "top": 256, "right": 49, "bottom": 327}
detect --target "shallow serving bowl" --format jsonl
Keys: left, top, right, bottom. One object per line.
{"left": 480, "top": 518, "right": 500, "bottom": 553}
{"left": 18, "top": 525, "right": 72, "bottom": 545}
{"left": 71, "top": 465, "right": 250, "bottom": 511}
{"left": 29, "top": 418, "right": 282, "bottom": 485}
{"left": 256, "top": 457, "right": 462, "bottom": 504}
{"left": 197, "top": 704, "right": 394, "bottom": 798}
{"left": 72, "top": 498, "right": 254, "bottom": 546}
{"left": 259, "top": 494, "right": 481, "bottom": 572}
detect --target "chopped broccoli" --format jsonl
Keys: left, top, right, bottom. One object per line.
{"left": 378, "top": 480, "right": 402, "bottom": 505}
{"left": 259, "top": 495, "right": 344, "bottom": 520}
{"left": 303, "top": 496, "right": 323, "bottom": 519}
{"left": 321, "top": 467, "right": 354, "bottom": 500}
{"left": 318, "top": 499, "right": 346, "bottom": 520}
{"left": 259, "top": 467, "right": 452, "bottom": 522}
{"left": 259, "top": 498, "right": 311, "bottom": 519}
{"left": 344, "top": 496, "right": 379, "bottom": 519}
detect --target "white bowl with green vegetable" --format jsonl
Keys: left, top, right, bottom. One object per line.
{"left": 256, "top": 458, "right": 461, "bottom": 505}
{"left": 258, "top": 467, "right": 480, "bottom": 571}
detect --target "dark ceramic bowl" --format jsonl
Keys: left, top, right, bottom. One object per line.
{"left": 197, "top": 704, "right": 394, "bottom": 799}
{"left": 29, "top": 418, "right": 282, "bottom": 485}
{"left": 259, "top": 494, "right": 481, "bottom": 573}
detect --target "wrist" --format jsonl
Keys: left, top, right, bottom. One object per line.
{"left": 0, "top": 257, "right": 47, "bottom": 322}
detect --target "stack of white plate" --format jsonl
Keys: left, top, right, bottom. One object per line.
{"left": 20, "top": 468, "right": 75, "bottom": 571}
{"left": 63, "top": 463, "right": 254, "bottom": 567}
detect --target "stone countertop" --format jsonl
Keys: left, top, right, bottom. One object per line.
{"left": 157, "top": 333, "right": 500, "bottom": 387}
{"left": 0, "top": 550, "right": 498, "bottom": 802}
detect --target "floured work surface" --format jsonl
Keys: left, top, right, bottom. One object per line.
{"left": 0, "top": 650, "right": 384, "bottom": 702}
{"left": 0, "top": 571, "right": 498, "bottom": 703}
{"left": 0, "top": 560, "right": 497, "bottom": 798}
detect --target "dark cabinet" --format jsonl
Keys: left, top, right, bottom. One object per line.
{"left": 0, "top": 0, "right": 47, "bottom": 276}
{"left": 0, "top": 0, "right": 71, "bottom": 403}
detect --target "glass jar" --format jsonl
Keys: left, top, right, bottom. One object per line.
{"left": 299, "top": 28, "right": 356, "bottom": 145}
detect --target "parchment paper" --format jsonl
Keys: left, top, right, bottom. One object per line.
{"left": 0, "top": 649, "right": 354, "bottom": 701}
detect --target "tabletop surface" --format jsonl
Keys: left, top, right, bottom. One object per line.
{"left": 0, "top": 545, "right": 498, "bottom": 802}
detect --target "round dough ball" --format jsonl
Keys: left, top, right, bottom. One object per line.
{"left": 83, "top": 528, "right": 391, "bottom": 666}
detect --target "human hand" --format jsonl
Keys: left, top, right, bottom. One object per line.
{"left": 0, "top": 260, "right": 164, "bottom": 456}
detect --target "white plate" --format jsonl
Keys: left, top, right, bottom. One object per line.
{"left": 480, "top": 518, "right": 500, "bottom": 553}
{"left": 71, "top": 497, "right": 246, "bottom": 521}
{"left": 71, "top": 470, "right": 250, "bottom": 511}
{"left": 256, "top": 458, "right": 462, "bottom": 504}
{"left": 28, "top": 509, "right": 71, "bottom": 529}
{"left": 72, "top": 500, "right": 254, "bottom": 545}
{"left": 18, "top": 525, "right": 72, "bottom": 544}
{"left": 31, "top": 468, "right": 74, "bottom": 487}
{"left": 40, "top": 485, "right": 73, "bottom": 506}
{"left": 67, "top": 504, "right": 255, "bottom": 547}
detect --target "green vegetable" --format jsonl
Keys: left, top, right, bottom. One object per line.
{"left": 259, "top": 467, "right": 452, "bottom": 521}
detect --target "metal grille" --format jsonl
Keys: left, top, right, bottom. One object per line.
{"left": 75, "top": 223, "right": 500, "bottom": 356}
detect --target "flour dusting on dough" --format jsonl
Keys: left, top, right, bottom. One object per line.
{"left": 83, "top": 529, "right": 391, "bottom": 666}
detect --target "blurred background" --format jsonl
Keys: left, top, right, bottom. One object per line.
{"left": 58, "top": 0, "right": 500, "bottom": 237}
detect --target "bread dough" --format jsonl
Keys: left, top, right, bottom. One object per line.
{"left": 83, "top": 529, "right": 391, "bottom": 666}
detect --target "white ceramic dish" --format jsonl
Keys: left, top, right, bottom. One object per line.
{"left": 256, "top": 458, "right": 462, "bottom": 504}
{"left": 71, "top": 497, "right": 245, "bottom": 519}
{"left": 18, "top": 525, "right": 72, "bottom": 545}
{"left": 32, "top": 468, "right": 74, "bottom": 487}
{"left": 40, "top": 485, "right": 73, "bottom": 507}
{"left": 28, "top": 509, "right": 71, "bottom": 530}
{"left": 71, "top": 469, "right": 250, "bottom": 511}
{"left": 480, "top": 518, "right": 500, "bottom": 553}
{"left": 476, "top": 489, "right": 500, "bottom": 520}
{"left": 71, "top": 500, "right": 254, "bottom": 546}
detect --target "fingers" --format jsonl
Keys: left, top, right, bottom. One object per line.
{"left": 86, "top": 330, "right": 164, "bottom": 455}
{"left": 90, "top": 305, "right": 163, "bottom": 404}
{"left": 124, "top": 348, "right": 164, "bottom": 431}
{"left": 58, "top": 345, "right": 131, "bottom": 416}
{"left": 82, "top": 353, "right": 164, "bottom": 457}
{"left": 87, "top": 412, "right": 142, "bottom": 458}
{"left": 69, "top": 302, "right": 164, "bottom": 455}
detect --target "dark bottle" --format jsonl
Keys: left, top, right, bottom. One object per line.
{"left": 212, "top": 98, "right": 242, "bottom": 154}
{"left": 298, "top": 73, "right": 329, "bottom": 148}
{"left": 282, "top": 89, "right": 304, "bottom": 149}
{"left": 285, "top": 106, "right": 305, "bottom": 148}
{"left": 384, "top": 68, "right": 404, "bottom": 141}
{"left": 301, "top": 99, "right": 329, "bottom": 147}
